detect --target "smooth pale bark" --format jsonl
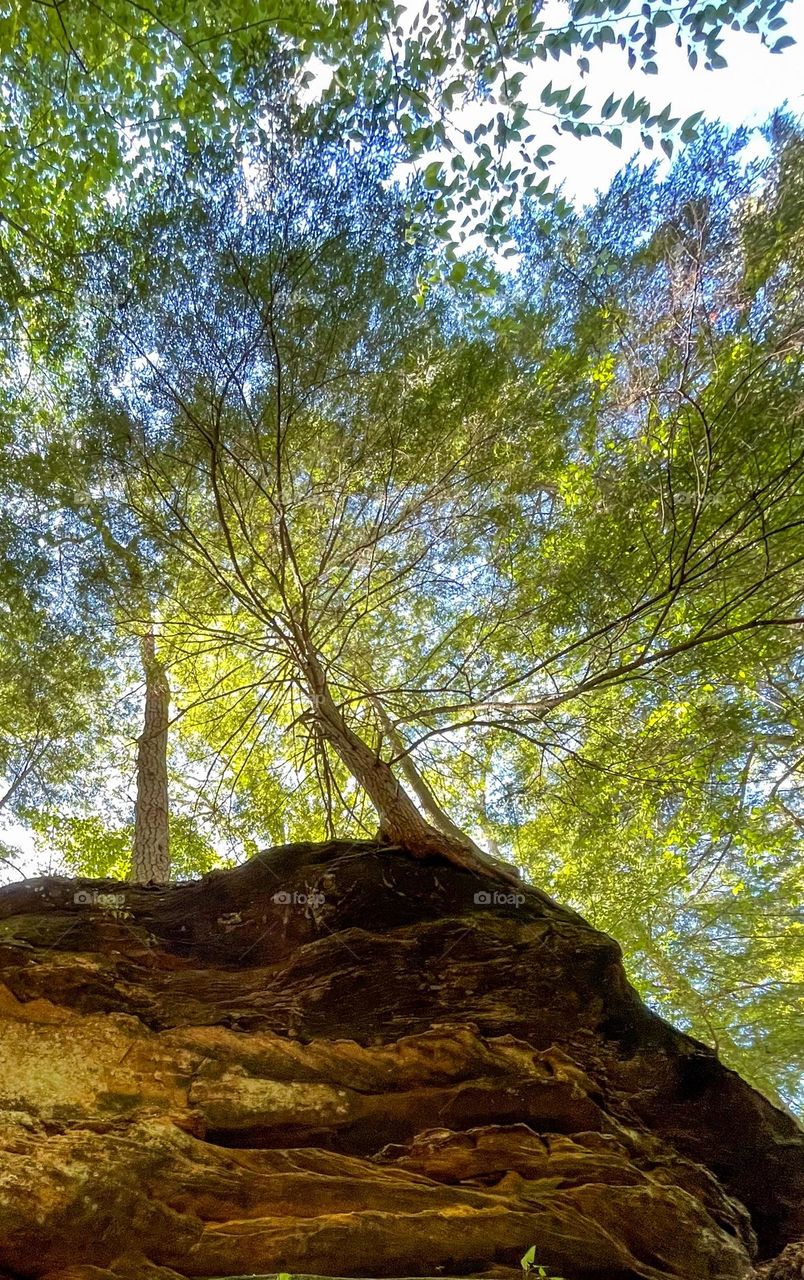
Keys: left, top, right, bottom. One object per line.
{"left": 131, "top": 629, "right": 170, "bottom": 884}
{"left": 303, "top": 651, "right": 519, "bottom": 885}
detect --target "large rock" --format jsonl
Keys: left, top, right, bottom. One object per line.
{"left": 0, "top": 839, "right": 800, "bottom": 1280}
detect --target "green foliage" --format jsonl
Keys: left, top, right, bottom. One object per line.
{"left": 0, "top": 0, "right": 794, "bottom": 316}
{"left": 0, "top": 384, "right": 123, "bottom": 822}
{"left": 35, "top": 815, "right": 133, "bottom": 881}
{"left": 521, "top": 1244, "right": 565, "bottom": 1279}
{"left": 31, "top": 812, "right": 231, "bottom": 882}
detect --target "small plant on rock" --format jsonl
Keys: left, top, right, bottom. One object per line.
{"left": 521, "top": 1244, "right": 565, "bottom": 1280}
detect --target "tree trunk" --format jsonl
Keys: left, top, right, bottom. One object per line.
{"left": 304, "top": 652, "right": 519, "bottom": 885}
{"left": 373, "top": 698, "right": 495, "bottom": 855}
{"left": 131, "top": 628, "right": 170, "bottom": 883}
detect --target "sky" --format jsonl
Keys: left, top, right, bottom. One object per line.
{"left": 1, "top": 0, "right": 803, "bottom": 883}
{"left": 545, "top": 0, "right": 804, "bottom": 204}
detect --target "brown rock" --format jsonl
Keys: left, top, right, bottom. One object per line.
{"left": 756, "top": 1243, "right": 804, "bottom": 1279}
{"left": 0, "top": 840, "right": 801, "bottom": 1280}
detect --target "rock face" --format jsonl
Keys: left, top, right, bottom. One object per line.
{"left": 0, "top": 839, "right": 801, "bottom": 1280}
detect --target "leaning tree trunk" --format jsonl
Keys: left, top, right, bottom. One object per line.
{"left": 131, "top": 628, "right": 170, "bottom": 884}
{"left": 303, "top": 651, "right": 519, "bottom": 885}
{"left": 373, "top": 697, "right": 493, "bottom": 852}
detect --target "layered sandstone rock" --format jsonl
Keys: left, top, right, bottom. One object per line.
{"left": 0, "top": 840, "right": 800, "bottom": 1280}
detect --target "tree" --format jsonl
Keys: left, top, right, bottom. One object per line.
{"left": 3, "top": 83, "right": 802, "bottom": 1109}
{"left": 479, "top": 118, "right": 804, "bottom": 1111}
{"left": 74, "top": 121, "right": 802, "bottom": 1106}
{"left": 132, "top": 628, "right": 171, "bottom": 883}
{"left": 88, "top": 140, "right": 524, "bottom": 880}
{"left": 0, "top": 362, "right": 123, "bottom": 854}
{"left": 0, "top": 340, "right": 196, "bottom": 885}
{"left": 1, "top": 0, "right": 795, "bottom": 349}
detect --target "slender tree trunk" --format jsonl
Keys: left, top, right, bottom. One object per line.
{"left": 303, "top": 652, "right": 519, "bottom": 885}
{"left": 131, "top": 629, "right": 170, "bottom": 884}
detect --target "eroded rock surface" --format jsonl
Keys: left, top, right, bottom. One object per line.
{"left": 0, "top": 840, "right": 800, "bottom": 1280}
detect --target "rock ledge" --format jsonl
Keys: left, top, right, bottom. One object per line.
{"left": 0, "top": 840, "right": 801, "bottom": 1280}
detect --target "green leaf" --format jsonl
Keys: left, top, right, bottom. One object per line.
{"left": 423, "top": 160, "right": 443, "bottom": 189}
